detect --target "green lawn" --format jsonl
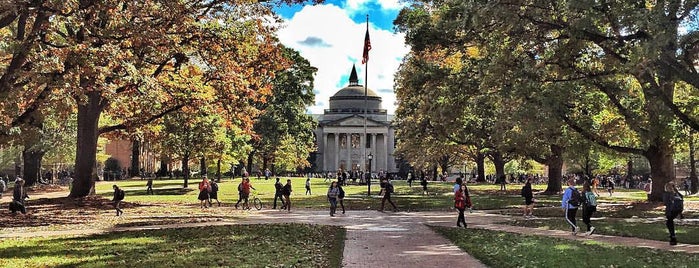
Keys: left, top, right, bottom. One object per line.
{"left": 499, "top": 217, "right": 699, "bottom": 244}
{"left": 433, "top": 226, "right": 699, "bottom": 267}
{"left": 0, "top": 223, "right": 345, "bottom": 268}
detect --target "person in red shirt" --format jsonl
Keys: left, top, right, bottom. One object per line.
{"left": 235, "top": 177, "right": 255, "bottom": 209}
{"left": 454, "top": 184, "right": 472, "bottom": 228}
{"left": 198, "top": 177, "right": 210, "bottom": 208}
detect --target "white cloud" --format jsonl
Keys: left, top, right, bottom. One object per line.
{"left": 277, "top": 4, "right": 409, "bottom": 115}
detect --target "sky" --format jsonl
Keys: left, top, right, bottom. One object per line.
{"left": 274, "top": 0, "right": 410, "bottom": 115}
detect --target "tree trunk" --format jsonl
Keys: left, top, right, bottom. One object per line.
{"left": 475, "top": 153, "right": 486, "bottom": 182}
{"left": 247, "top": 151, "right": 254, "bottom": 176}
{"left": 200, "top": 155, "right": 207, "bottom": 176}
{"left": 544, "top": 144, "right": 564, "bottom": 194}
{"left": 645, "top": 140, "right": 675, "bottom": 201}
{"left": 690, "top": 130, "right": 697, "bottom": 194}
{"left": 70, "top": 91, "right": 104, "bottom": 198}
{"left": 626, "top": 157, "right": 634, "bottom": 180}
{"left": 158, "top": 156, "right": 168, "bottom": 177}
{"left": 22, "top": 146, "right": 45, "bottom": 187}
{"left": 182, "top": 155, "right": 190, "bottom": 188}
{"left": 130, "top": 139, "right": 140, "bottom": 177}
{"left": 216, "top": 158, "right": 222, "bottom": 182}
{"left": 492, "top": 151, "right": 506, "bottom": 182}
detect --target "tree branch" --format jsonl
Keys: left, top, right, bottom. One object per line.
{"left": 98, "top": 104, "right": 185, "bottom": 134}
{"left": 559, "top": 112, "right": 645, "bottom": 155}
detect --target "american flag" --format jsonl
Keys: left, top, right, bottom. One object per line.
{"left": 362, "top": 29, "right": 371, "bottom": 64}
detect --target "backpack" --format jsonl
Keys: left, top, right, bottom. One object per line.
{"left": 568, "top": 188, "right": 582, "bottom": 207}
{"left": 386, "top": 183, "right": 394, "bottom": 194}
{"left": 670, "top": 193, "right": 684, "bottom": 212}
{"left": 117, "top": 189, "right": 125, "bottom": 201}
{"left": 237, "top": 183, "right": 243, "bottom": 193}
{"left": 584, "top": 191, "right": 597, "bottom": 207}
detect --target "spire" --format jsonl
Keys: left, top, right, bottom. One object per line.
{"left": 349, "top": 64, "right": 359, "bottom": 86}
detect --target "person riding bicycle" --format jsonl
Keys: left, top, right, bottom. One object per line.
{"left": 235, "top": 177, "right": 255, "bottom": 209}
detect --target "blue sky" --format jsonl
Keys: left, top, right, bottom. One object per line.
{"left": 273, "top": 0, "right": 410, "bottom": 114}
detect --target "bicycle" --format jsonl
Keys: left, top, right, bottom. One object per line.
{"left": 243, "top": 192, "right": 262, "bottom": 210}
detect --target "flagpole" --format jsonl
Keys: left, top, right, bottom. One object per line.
{"left": 364, "top": 14, "right": 370, "bottom": 196}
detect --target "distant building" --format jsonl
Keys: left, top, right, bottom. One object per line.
{"left": 312, "top": 65, "right": 397, "bottom": 173}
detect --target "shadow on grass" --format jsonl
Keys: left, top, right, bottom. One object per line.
{"left": 0, "top": 223, "right": 345, "bottom": 268}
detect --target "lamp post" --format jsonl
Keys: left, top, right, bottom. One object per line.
{"left": 367, "top": 153, "right": 373, "bottom": 196}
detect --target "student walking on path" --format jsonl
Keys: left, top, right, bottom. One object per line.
{"left": 10, "top": 178, "right": 28, "bottom": 215}
{"left": 327, "top": 181, "right": 340, "bottom": 216}
{"left": 521, "top": 178, "right": 535, "bottom": 218}
{"left": 235, "top": 178, "right": 255, "bottom": 209}
{"left": 581, "top": 181, "right": 597, "bottom": 235}
{"left": 454, "top": 183, "right": 472, "bottom": 228}
{"left": 198, "top": 177, "right": 211, "bottom": 208}
{"left": 337, "top": 183, "right": 346, "bottom": 214}
{"left": 209, "top": 180, "right": 221, "bottom": 207}
{"left": 282, "top": 179, "right": 292, "bottom": 212}
{"left": 379, "top": 178, "right": 398, "bottom": 212}
{"left": 562, "top": 178, "right": 581, "bottom": 235}
{"left": 112, "top": 185, "right": 125, "bottom": 216}
{"left": 663, "top": 181, "right": 684, "bottom": 245}
{"left": 273, "top": 178, "right": 284, "bottom": 209}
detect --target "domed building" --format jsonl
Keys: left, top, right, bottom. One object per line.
{"left": 312, "top": 65, "right": 397, "bottom": 173}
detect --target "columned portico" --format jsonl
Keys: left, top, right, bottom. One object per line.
{"left": 312, "top": 65, "right": 397, "bottom": 173}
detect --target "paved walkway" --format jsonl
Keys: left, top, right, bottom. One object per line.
{"left": 3, "top": 209, "right": 699, "bottom": 267}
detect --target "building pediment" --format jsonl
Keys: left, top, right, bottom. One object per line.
{"left": 323, "top": 115, "right": 387, "bottom": 127}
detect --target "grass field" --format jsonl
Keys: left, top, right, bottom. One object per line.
{"left": 0, "top": 223, "right": 345, "bottom": 268}
{"left": 434, "top": 226, "right": 699, "bottom": 267}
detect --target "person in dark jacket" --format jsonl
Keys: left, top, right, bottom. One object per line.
{"left": 209, "top": 180, "right": 220, "bottom": 207}
{"left": 379, "top": 179, "right": 398, "bottom": 212}
{"left": 146, "top": 178, "right": 154, "bottom": 195}
{"left": 113, "top": 185, "right": 124, "bottom": 216}
{"left": 663, "top": 181, "right": 683, "bottom": 245}
{"left": 10, "top": 178, "right": 28, "bottom": 214}
{"left": 282, "top": 179, "right": 292, "bottom": 212}
{"left": 273, "top": 178, "right": 284, "bottom": 209}
{"left": 338, "top": 184, "right": 346, "bottom": 214}
{"left": 521, "top": 178, "right": 534, "bottom": 218}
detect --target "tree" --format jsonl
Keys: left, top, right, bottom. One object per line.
{"left": 249, "top": 47, "right": 317, "bottom": 174}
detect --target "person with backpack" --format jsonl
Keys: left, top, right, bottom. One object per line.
{"left": 521, "top": 178, "right": 535, "bottom": 218}
{"left": 562, "top": 178, "right": 581, "bottom": 235}
{"left": 582, "top": 181, "right": 597, "bottom": 235}
{"left": 209, "top": 179, "right": 221, "bottom": 207}
{"left": 112, "top": 185, "right": 125, "bottom": 216}
{"left": 235, "top": 177, "right": 255, "bottom": 209}
{"left": 273, "top": 178, "right": 284, "bottom": 209}
{"left": 663, "top": 181, "right": 683, "bottom": 245}
{"left": 10, "top": 178, "right": 28, "bottom": 215}
{"left": 327, "top": 181, "right": 340, "bottom": 216}
{"left": 379, "top": 178, "right": 398, "bottom": 212}
{"left": 454, "top": 183, "right": 472, "bottom": 228}
{"left": 282, "top": 179, "right": 292, "bottom": 212}
{"left": 198, "top": 177, "right": 211, "bottom": 208}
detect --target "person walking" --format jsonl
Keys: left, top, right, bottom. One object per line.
{"left": 664, "top": 181, "right": 684, "bottom": 245}
{"left": 379, "top": 179, "right": 398, "bottom": 212}
{"left": 337, "top": 183, "right": 346, "bottom": 214}
{"left": 454, "top": 184, "right": 472, "bottom": 228}
{"left": 521, "top": 178, "right": 535, "bottom": 218}
{"left": 112, "top": 185, "right": 125, "bottom": 216}
{"left": 420, "top": 177, "right": 428, "bottom": 195}
{"left": 683, "top": 179, "right": 691, "bottom": 196}
{"left": 582, "top": 181, "right": 597, "bottom": 235}
{"left": 327, "top": 181, "right": 340, "bottom": 216}
{"left": 146, "top": 177, "right": 154, "bottom": 195}
{"left": 273, "top": 178, "right": 284, "bottom": 209}
{"left": 607, "top": 179, "right": 615, "bottom": 196}
{"left": 562, "top": 178, "right": 581, "bottom": 235}
{"left": 282, "top": 179, "right": 292, "bottom": 212}
{"left": 10, "top": 178, "right": 28, "bottom": 215}
{"left": 592, "top": 176, "right": 600, "bottom": 197}
{"left": 305, "top": 178, "right": 312, "bottom": 195}
{"left": 235, "top": 177, "right": 255, "bottom": 209}
{"left": 198, "top": 177, "right": 211, "bottom": 208}
{"left": 453, "top": 176, "right": 463, "bottom": 193}
{"left": 209, "top": 179, "right": 221, "bottom": 207}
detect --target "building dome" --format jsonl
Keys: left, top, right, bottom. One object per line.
{"left": 328, "top": 65, "right": 382, "bottom": 112}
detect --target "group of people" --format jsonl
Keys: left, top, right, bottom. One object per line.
{"left": 561, "top": 178, "right": 685, "bottom": 245}
{"left": 197, "top": 176, "right": 221, "bottom": 208}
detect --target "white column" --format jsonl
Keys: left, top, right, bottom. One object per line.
{"left": 334, "top": 133, "right": 339, "bottom": 171}
{"left": 360, "top": 133, "right": 366, "bottom": 171}
{"left": 323, "top": 133, "right": 328, "bottom": 172}
{"left": 346, "top": 132, "right": 352, "bottom": 170}
{"left": 383, "top": 132, "right": 388, "bottom": 172}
